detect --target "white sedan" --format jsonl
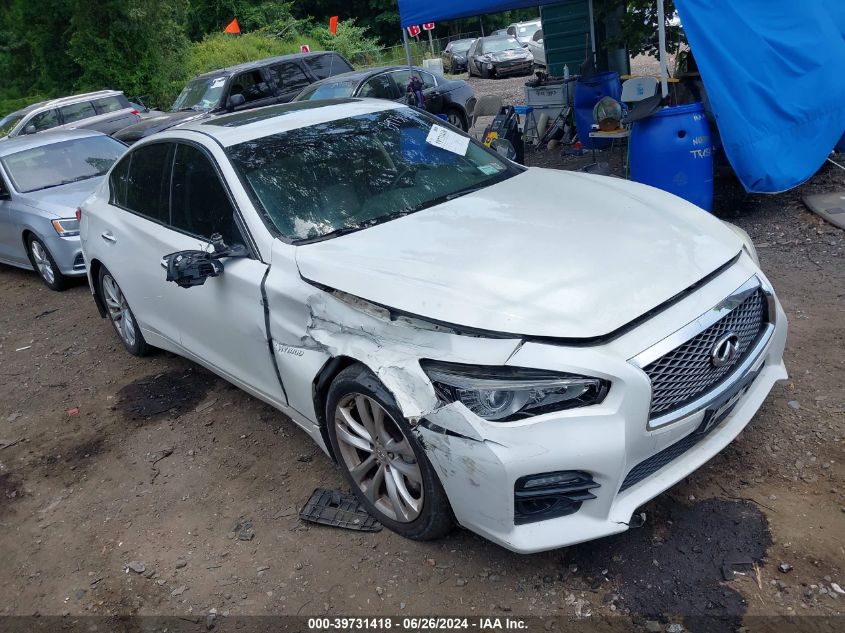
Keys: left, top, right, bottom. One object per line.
{"left": 80, "top": 99, "right": 787, "bottom": 553}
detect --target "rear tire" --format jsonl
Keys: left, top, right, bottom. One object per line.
{"left": 446, "top": 108, "right": 467, "bottom": 131}
{"left": 326, "top": 364, "right": 454, "bottom": 541}
{"left": 98, "top": 265, "right": 150, "bottom": 357}
{"left": 26, "top": 235, "right": 70, "bottom": 291}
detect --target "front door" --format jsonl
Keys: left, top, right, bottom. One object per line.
{"left": 161, "top": 142, "right": 284, "bottom": 405}
{"left": 389, "top": 70, "right": 445, "bottom": 114}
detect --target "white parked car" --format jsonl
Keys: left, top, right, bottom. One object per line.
{"left": 80, "top": 99, "right": 787, "bottom": 553}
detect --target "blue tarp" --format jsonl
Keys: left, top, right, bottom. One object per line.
{"left": 397, "top": 0, "right": 560, "bottom": 28}
{"left": 676, "top": 0, "right": 845, "bottom": 193}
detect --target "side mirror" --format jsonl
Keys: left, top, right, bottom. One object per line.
{"left": 226, "top": 93, "right": 246, "bottom": 111}
{"left": 490, "top": 138, "right": 517, "bottom": 161}
{"left": 162, "top": 236, "right": 247, "bottom": 288}
{"left": 24, "top": 125, "right": 37, "bottom": 135}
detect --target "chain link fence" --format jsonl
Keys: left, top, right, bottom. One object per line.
{"left": 347, "top": 32, "right": 482, "bottom": 70}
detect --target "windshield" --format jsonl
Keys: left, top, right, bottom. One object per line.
{"left": 297, "top": 80, "right": 359, "bottom": 101}
{"left": 171, "top": 76, "right": 227, "bottom": 112}
{"left": 451, "top": 40, "right": 473, "bottom": 53}
{"left": 481, "top": 38, "right": 522, "bottom": 53}
{"left": 0, "top": 113, "right": 24, "bottom": 136}
{"left": 227, "top": 107, "right": 517, "bottom": 242}
{"left": 517, "top": 24, "right": 540, "bottom": 36}
{"left": 1, "top": 136, "right": 126, "bottom": 193}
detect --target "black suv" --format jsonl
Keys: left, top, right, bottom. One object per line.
{"left": 113, "top": 52, "right": 353, "bottom": 144}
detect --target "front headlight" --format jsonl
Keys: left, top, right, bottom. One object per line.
{"left": 724, "top": 222, "right": 759, "bottom": 266}
{"left": 51, "top": 218, "right": 80, "bottom": 237}
{"left": 421, "top": 361, "right": 609, "bottom": 422}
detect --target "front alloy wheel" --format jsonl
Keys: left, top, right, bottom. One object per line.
{"left": 326, "top": 364, "right": 454, "bottom": 540}
{"left": 334, "top": 393, "right": 424, "bottom": 522}
{"left": 28, "top": 236, "right": 69, "bottom": 291}
{"left": 98, "top": 266, "right": 149, "bottom": 356}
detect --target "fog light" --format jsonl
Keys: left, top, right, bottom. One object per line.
{"left": 486, "top": 63, "right": 494, "bottom": 70}
{"left": 514, "top": 471, "right": 599, "bottom": 525}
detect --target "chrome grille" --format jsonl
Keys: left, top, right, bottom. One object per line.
{"left": 643, "top": 289, "right": 767, "bottom": 418}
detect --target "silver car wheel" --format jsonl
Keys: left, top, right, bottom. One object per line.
{"left": 101, "top": 273, "right": 137, "bottom": 347}
{"left": 334, "top": 393, "right": 423, "bottom": 523}
{"left": 30, "top": 240, "right": 55, "bottom": 285}
{"left": 447, "top": 111, "right": 464, "bottom": 130}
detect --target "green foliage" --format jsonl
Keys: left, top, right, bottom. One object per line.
{"left": 595, "top": 0, "right": 684, "bottom": 59}
{"left": 68, "top": 0, "right": 190, "bottom": 108}
{"left": 187, "top": 32, "right": 316, "bottom": 78}
{"left": 311, "top": 19, "right": 380, "bottom": 62}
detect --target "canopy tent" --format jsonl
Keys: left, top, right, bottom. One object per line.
{"left": 398, "top": 0, "right": 845, "bottom": 194}
{"left": 676, "top": 0, "right": 845, "bottom": 193}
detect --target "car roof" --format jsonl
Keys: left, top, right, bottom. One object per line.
{"left": 4, "top": 90, "right": 123, "bottom": 117}
{"left": 192, "top": 51, "right": 345, "bottom": 80}
{"left": 479, "top": 34, "right": 519, "bottom": 41}
{"left": 305, "top": 65, "right": 432, "bottom": 87}
{"left": 174, "top": 98, "right": 403, "bottom": 147}
{"left": 0, "top": 129, "right": 110, "bottom": 157}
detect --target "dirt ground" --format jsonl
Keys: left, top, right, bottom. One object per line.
{"left": 0, "top": 76, "right": 843, "bottom": 632}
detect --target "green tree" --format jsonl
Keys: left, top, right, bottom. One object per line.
{"left": 68, "top": 0, "right": 190, "bottom": 107}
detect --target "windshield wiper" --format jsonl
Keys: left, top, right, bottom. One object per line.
{"left": 445, "top": 185, "right": 486, "bottom": 201}
{"left": 30, "top": 174, "right": 96, "bottom": 192}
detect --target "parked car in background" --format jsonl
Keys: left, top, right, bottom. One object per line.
{"left": 467, "top": 36, "right": 534, "bottom": 78}
{"left": 506, "top": 19, "right": 542, "bottom": 46}
{"left": 441, "top": 39, "right": 476, "bottom": 74}
{"left": 526, "top": 28, "right": 546, "bottom": 66}
{"left": 81, "top": 99, "right": 786, "bottom": 553}
{"left": 491, "top": 29, "right": 509, "bottom": 36}
{"left": 113, "top": 52, "right": 354, "bottom": 144}
{"left": 0, "top": 130, "right": 126, "bottom": 290}
{"left": 0, "top": 91, "right": 141, "bottom": 139}
{"left": 295, "top": 66, "right": 476, "bottom": 131}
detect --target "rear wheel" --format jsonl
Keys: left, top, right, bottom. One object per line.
{"left": 98, "top": 266, "right": 150, "bottom": 356}
{"left": 27, "top": 235, "right": 70, "bottom": 291}
{"left": 326, "top": 364, "right": 454, "bottom": 540}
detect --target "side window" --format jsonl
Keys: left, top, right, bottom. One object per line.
{"left": 60, "top": 101, "right": 98, "bottom": 124}
{"left": 124, "top": 143, "right": 172, "bottom": 223}
{"left": 305, "top": 54, "right": 353, "bottom": 80}
{"left": 109, "top": 155, "right": 131, "bottom": 207}
{"left": 170, "top": 144, "right": 240, "bottom": 244}
{"left": 0, "top": 174, "right": 10, "bottom": 197}
{"left": 507, "top": 26, "right": 516, "bottom": 36}
{"left": 419, "top": 71, "right": 437, "bottom": 90}
{"left": 268, "top": 62, "right": 311, "bottom": 96}
{"left": 28, "top": 109, "right": 60, "bottom": 132}
{"left": 359, "top": 75, "right": 398, "bottom": 100}
{"left": 228, "top": 70, "right": 273, "bottom": 104}
{"left": 92, "top": 96, "right": 126, "bottom": 114}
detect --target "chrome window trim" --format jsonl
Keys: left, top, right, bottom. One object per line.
{"left": 630, "top": 274, "right": 776, "bottom": 430}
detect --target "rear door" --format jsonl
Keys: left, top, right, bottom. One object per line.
{"left": 267, "top": 61, "right": 313, "bottom": 103}
{"left": 303, "top": 53, "right": 353, "bottom": 80}
{"left": 90, "top": 141, "right": 186, "bottom": 347}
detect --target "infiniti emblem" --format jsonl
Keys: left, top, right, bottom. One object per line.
{"left": 710, "top": 332, "right": 740, "bottom": 368}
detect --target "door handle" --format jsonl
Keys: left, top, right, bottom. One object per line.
{"left": 100, "top": 231, "right": 116, "bottom": 243}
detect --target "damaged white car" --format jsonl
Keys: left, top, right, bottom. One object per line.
{"left": 80, "top": 99, "right": 787, "bottom": 553}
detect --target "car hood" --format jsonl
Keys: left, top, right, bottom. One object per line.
{"left": 18, "top": 177, "right": 105, "bottom": 218}
{"left": 483, "top": 49, "right": 531, "bottom": 62}
{"left": 295, "top": 168, "right": 742, "bottom": 339}
{"left": 113, "top": 110, "right": 207, "bottom": 142}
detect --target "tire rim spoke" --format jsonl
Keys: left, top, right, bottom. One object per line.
{"left": 338, "top": 405, "right": 372, "bottom": 443}
{"left": 389, "top": 456, "right": 422, "bottom": 484}
{"left": 364, "top": 463, "right": 386, "bottom": 503}
{"left": 355, "top": 395, "right": 377, "bottom": 439}
{"left": 336, "top": 424, "right": 373, "bottom": 453}
{"left": 389, "top": 465, "right": 421, "bottom": 514}
{"left": 385, "top": 437, "right": 414, "bottom": 458}
{"left": 349, "top": 454, "right": 377, "bottom": 484}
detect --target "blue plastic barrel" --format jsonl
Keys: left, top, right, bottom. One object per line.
{"left": 630, "top": 103, "right": 714, "bottom": 212}
{"left": 574, "top": 71, "right": 622, "bottom": 149}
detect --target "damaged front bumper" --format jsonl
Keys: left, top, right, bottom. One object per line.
{"left": 414, "top": 271, "right": 787, "bottom": 553}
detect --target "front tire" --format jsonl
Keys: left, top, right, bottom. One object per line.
{"left": 98, "top": 265, "right": 150, "bottom": 356}
{"left": 27, "top": 235, "right": 70, "bottom": 291}
{"left": 326, "top": 364, "right": 454, "bottom": 541}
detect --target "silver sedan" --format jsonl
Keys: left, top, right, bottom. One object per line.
{"left": 0, "top": 130, "right": 126, "bottom": 290}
